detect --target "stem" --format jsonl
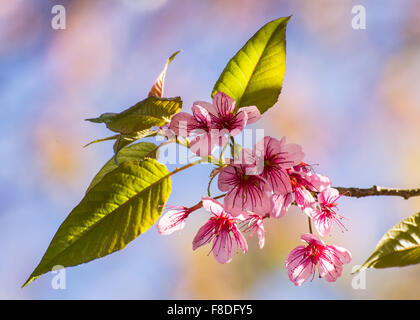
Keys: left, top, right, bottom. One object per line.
{"left": 219, "top": 139, "right": 229, "bottom": 163}
{"left": 334, "top": 185, "right": 420, "bottom": 200}
{"left": 230, "top": 136, "right": 236, "bottom": 158}
{"left": 308, "top": 216, "right": 313, "bottom": 234}
{"left": 188, "top": 193, "right": 226, "bottom": 212}
{"left": 167, "top": 159, "right": 203, "bottom": 178}
{"left": 207, "top": 173, "right": 217, "bottom": 197}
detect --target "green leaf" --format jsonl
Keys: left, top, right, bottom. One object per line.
{"left": 86, "top": 96, "right": 182, "bottom": 135}
{"left": 356, "top": 212, "right": 420, "bottom": 272}
{"left": 149, "top": 50, "right": 181, "bottom": 98}
{"left": 212, "top": 17, "right": 290, "bottom": 114}
{"left": 87, "top": 142, "right": 158, "bottom": 192}
{"left": 23, "top": 159, "right": 171, "bottom": 287}
{"left": 112, "top": 129, "right": 158, "bottom": 161}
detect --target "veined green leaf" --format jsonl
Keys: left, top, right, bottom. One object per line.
{"left": 149, "top": 50, "right": 181, "bottom": 98}
{"left": 87, "top": 142, "right": 158, "bottom": 192}
{"left": 86, "top": 96, "right": 182, "bottom": 135}
{"left": 356, "top": 212, "right": 420, "bottom": 272}
{"left": 23, "top": 159, "right": 171, "bottom": 287}
{"left": 212, "top": 17, "right": 290, "bottom": 114}
{"left": 112, "top": 129, "right": 157, "bottom": 161}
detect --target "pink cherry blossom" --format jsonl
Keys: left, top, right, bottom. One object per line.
{"left": 157, "top": 206, "right": 191, "bottom": 235}
{"left": 169, "top": 103, "right": 220, "bottom": 156}
{"left": 312, "top": 188, "right": 347, "bottom": 236}
{"left": 169, "top": 91, "right": 261, "bottom": 156}
{"left": 271, "top": 163, "right": 332, "bottom": 217}
{"left": 192, "top": 197, "right": 248, "bottom": 264}
{"left": 270, "top": 192, "right": 294, "bottom": 218}
{"left": 218, "top": 163, "right": 269, "bottom": 214}
{"left": 253, "top": 136, "right": 304, "bottom": 194}
{"left": 241, "top": 214, "right": 265, "bottom": 248}
{"left": 285, "top": 233, "right": 352, "bottom": 286}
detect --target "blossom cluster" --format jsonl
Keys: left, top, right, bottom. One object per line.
{"left": 157, "top": 92, "right": 351, "bottom": 286}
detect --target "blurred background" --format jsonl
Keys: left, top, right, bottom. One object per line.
{"left": 1, "top": 0, "right": 420, "bottom": 299}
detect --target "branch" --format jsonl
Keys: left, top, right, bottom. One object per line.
{"left": 334, "top": 185, "right": 420, "bottom": 200}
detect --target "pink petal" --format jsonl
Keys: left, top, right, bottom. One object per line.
{"left": 169, "top": 112, "right": 198, "bottom": 136}
{"left": 217, "top": 166, "right": 237, "bottom": 192}
{"left": 309, "top": 174, "right": 331, "bottom": 192}
{"left": 313, "top": 212, "right": 332, "bottom": 237}
{"left": 251, "top": 191, "right": 271, "bottom": 216}
{"left": 193, "top": 101, "right": 217, "bottom": 116}
{"left": 212, "top": 230, "right": 234, "bottom": 264}
{"left": 279, "top": 142, "right": 305, "bottom": 168}
{"left": 228, "top": 109, "right": 247, "bottom": 136}
{"left": 300, "top": 233, "right": 325, "bottom": 246}
{"left": 156, "top": 209, "right": 187, "bottom": 235}
{"left": 192, "top": 220, "right": 215, "bottom": 250}
{"left": 265, "top": 167, "right": 292, "bottom": 194}
{"left": 213, "top": 91, "right": 236, "bottom": 116}
{"left": 239, "top": 106, "right": 261, "bottom": 125}
{"left": 288, "top": 257, "right": 314, "bottom": 286}
{"left": 330, "top": 245, "right": 352, "bottom": 264}
{"left": 285, "top": 246, "right": 306, "bottom": 268}
{"left": 256, "top": 220, "right": 265, "bottom": 249}
{"left": 202, "top": 197, "right": 225, "bottom": 217}
{"left": 189, "top": 133, "right": 217, "bottom": 156}
{"left": 232, "top": 224, "right": 249, "bottom": 253}
{"left": 318, "top": 187, "right": 339, "bottom": 205}
{"left": 318, "top": 256, "right": 342, "bottom": 282}
{"left": 294, "top": 187, "right": 316, "bottom": 209}
{"left": 270, "top": 192, "right": 293, "bottom": 218}
{"left": 192, "top": 104, "right": 212, "bottom": 125}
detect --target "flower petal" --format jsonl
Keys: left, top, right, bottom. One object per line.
{"left": 193, "top": 101, "right": 217, "bottom": 116}
{"left": 157, "top": 209, "right": 187, "bottom": 235}
{"left": 192, "top": 220, "right": 215, "bottom": 250}
{"left": 169, "top": 112, "right": 198, "bottom": 136}
{"left": 189, "top": 133, "right": 217, "bottom": 156}
{"left": 202, "top": 197, "right": 226, "bottom": 217}
{"left": 270, "top": 192, "right": 294, "bottom": 218}
{"left": 217, "top": 166, "right": 237, "bottom": 192}
{"left": 309, "top": 173, "right": 331, "bottom": 192}
{"left": 213, "top": 91, "right": 236, "bottom": 116}
{"left": 239, "top": 106, "right": 261, "bottom": 125}
{"left": 212, "top": 230, "right": 234, "bottom": 264}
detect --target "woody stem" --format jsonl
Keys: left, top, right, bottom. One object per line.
{"left": 334, "top": 186, "right": 420, "bottom": 200}
{"left": 308, "top": 216, "right": 313, "bottom": 234}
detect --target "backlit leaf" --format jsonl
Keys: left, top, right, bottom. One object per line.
{"left": 23, "top": 159, "right": 171, "bottom": 287}
{"left": 212, "top": 17, "right": 290, "bottom": 114}
{"left": 86, "top": 96, "right": 182, "bottom": 135}
{"left": 356, "top": 212, "right": 420, "bottom": 272}
{"left": 149, "top": 50, "right": 181, "bottom": 98}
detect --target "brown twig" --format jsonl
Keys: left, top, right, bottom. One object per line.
{"left": 334, "top": 185, "right": 420, "bottom": 200}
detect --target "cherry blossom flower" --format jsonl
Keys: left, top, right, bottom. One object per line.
{"left": 285, "top": 233, "right": 352, "bottom": 286}
{"left": 253, "top": 136, "right": 304, "bottom": 194}
{"left": 169, "top": 91, "right": 261, "bottom": 156}
{"left": 218, "top": 163, "right": 269, "bottom": 214}
{"left": 271, "top": 163, "right": 331, "bottom": 217}
{"left": 157, "top": 206, "right": 191, "bottom": 235}
{"left": 169, "top": 102, "right": 220, "bottom": 156}
{"left": 311, "top": 188, "right": 347, "bottom": 236}
{"left": 241, "top": 214, "right": 265, "bottom": 248}
{"left": 192, "top": 197, "right": 248, "bottom": 264}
